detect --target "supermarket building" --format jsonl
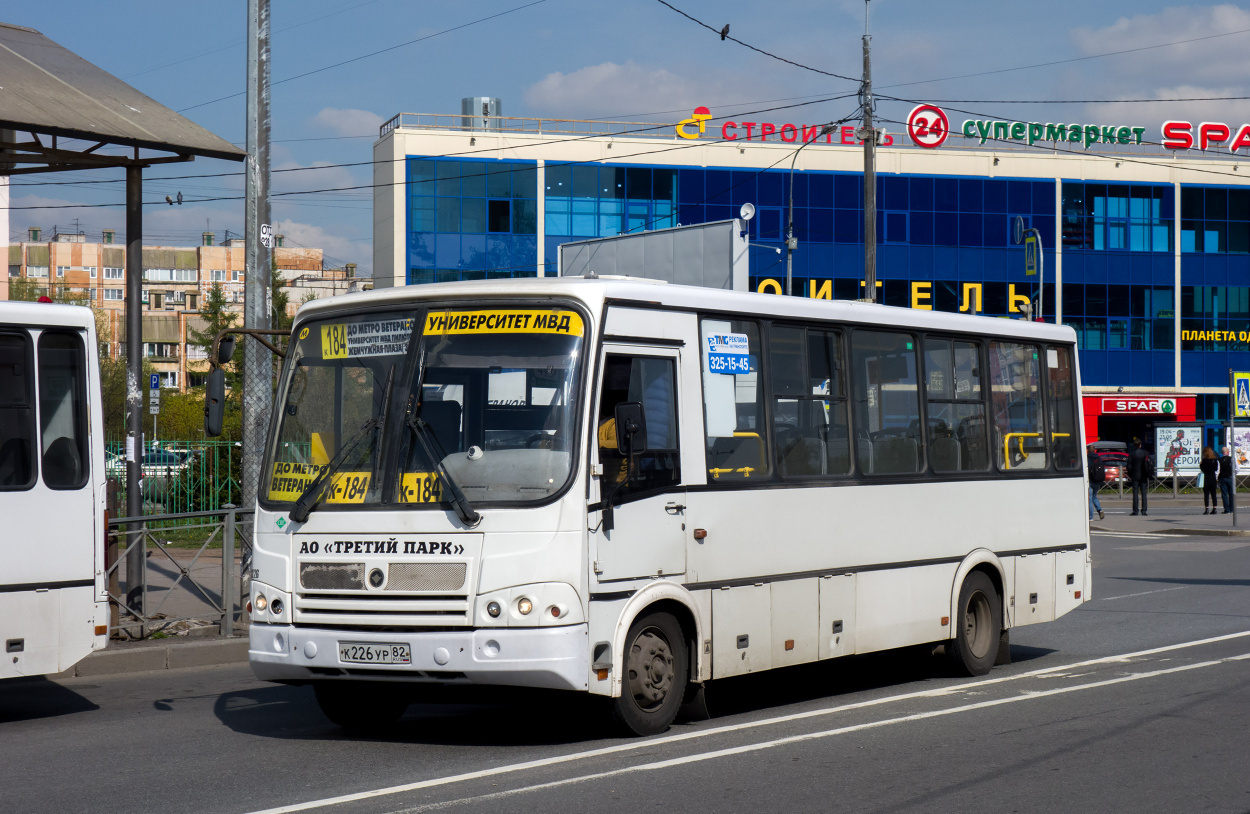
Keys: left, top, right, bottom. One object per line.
{"left": 372, "top": 101, "right": 1250, "bottom": 447}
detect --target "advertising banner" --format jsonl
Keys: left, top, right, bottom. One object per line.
{"left": 1155, "top": 425, "right": 1203, "bottom": 476}
{"left": 1226, "top": 427, "right": 1250, "bottom": 472}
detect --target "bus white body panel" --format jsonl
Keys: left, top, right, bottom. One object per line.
{"left": 1, "top": 302, "right": 109, "bottom": 680}
{"left": 244, "top": 278, "right": 1089, "bottom": 720}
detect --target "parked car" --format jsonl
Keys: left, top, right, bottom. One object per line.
{"left": 1097, "top": 451, "right": 1129, "bottom": 481}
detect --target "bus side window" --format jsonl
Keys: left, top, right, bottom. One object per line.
{"left": 924, "top": 338, "right": 989, "bottom": 473}
{"left": 988, "top": 341, "right": 1047, "bottom": 471}
{"left": 850, "top": 330, "right": 922, "bottom": 475}
{"left": 0, "top": 331, "right": 37, "bottom": 490}
{"left": 37, "top": 330, "right": 89, "bottom": 490}
{"left": 770, "top": 325, "right": 850, "bottom": 477}
{"left": 597, "top": 354, "right": 680, "bottom": 495}
{"left": 1046, "top": 346, "right": 1080, "bottom": 470}
{"left": 700, "top": 319, "right": 768, "bottom": 480}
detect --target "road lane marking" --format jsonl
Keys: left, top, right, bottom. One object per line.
{"left": 1099, "top": 586, "right": 1188, "bottom": 601}
{"left": 400, "top": 652, "right": 1250, "bottom": 812}
{"left": 1090, "top": 532, "right": 1169, "bottom": 540}
{"left": 241, "top": 630, "right": 1250, "bottom": 814}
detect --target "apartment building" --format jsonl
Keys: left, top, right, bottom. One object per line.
{"left": 4, "top": 228, "right": 368, "bottom": 390}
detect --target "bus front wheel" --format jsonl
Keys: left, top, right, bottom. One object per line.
{"left": 611, "top": 611, "right": 689, "bottom": 737}
{"left": 314, "top": 681, "right": 408, "bottom": 733}
{"left": 948, "top": 571, "right": 1001, "bottom": 677}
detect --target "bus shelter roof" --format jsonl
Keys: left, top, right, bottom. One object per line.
{"left": 0, "top": 21, "right": 245, "bottom": 165}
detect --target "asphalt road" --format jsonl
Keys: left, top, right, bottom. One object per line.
{"left": 3, "top": 523, "right": 1248, "bottom": 814}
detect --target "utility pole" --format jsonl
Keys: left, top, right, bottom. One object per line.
{"left": 124, "top": 163, "right": 144, "bottom": 614}
{"left": 858, "top": 3, "right": 877, "bottom": 303}
{"left": 242, "top": 0, "right": 272, "bottom": 514}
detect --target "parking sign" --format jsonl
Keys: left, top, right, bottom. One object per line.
{"left": 150, "top": 373, "right": 160, "bottom": 390}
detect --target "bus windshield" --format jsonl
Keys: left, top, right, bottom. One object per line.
{"left": 264, "top": 305, "right": 585, "bottom": 508}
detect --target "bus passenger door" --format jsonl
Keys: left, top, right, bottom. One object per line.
{"left": 590, "top": 346, "right": 686, "bottom": 582}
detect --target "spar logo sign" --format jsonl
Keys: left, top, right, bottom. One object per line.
{"left": 1161, "top": 398, "right": 1176, "bottom": 414}
{"left": 907, "top": 104, "right": 950, "bottom": 149}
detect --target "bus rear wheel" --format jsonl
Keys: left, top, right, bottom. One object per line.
{"left": 948, "top": 571, "right": 1001, "bottom": 677}
{"left": 314, "top": 681, "right": 408, "bottom": 733}
{"left": 611, "top": 611, "right": 689, "bottom": 737}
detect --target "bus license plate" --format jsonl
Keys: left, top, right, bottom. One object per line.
{"left": 338, "top": 642, "right": 412, "bottom": 665}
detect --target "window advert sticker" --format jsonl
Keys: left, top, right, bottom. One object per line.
{"left": 706, "top": 332, "right": 752, "bottom": 374}
{"left": 424, "top": 309, "right": 584, "bottom": 337}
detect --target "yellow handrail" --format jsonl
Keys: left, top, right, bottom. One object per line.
{"left": 1002, "top": 432, "right": 1042, "bottom": 470}
{"left": 709, "top": 432, "right": 765, "bottom": 478}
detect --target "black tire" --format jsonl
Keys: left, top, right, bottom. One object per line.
{"left": 948, "top": 571, "right": 1002, "bottom": 677}
{"left": 314, "top": 681, "right": 408, "bottom": 733}
{"left": 610, "top": 612, "right": 689, "bottom": 737}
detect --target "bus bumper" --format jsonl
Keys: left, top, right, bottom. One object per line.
{"left": 249, "top": 623, "right": 589, "bottom": 691}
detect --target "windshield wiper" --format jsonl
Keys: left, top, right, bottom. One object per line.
{"left": 289, "top": 368, "right": 394, "bottom": 523}
{"left": 406, "top": 413, "right": 480, "bottom": 527}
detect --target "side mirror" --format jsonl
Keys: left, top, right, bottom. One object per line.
{"left": 204, "top": 368, "right": 225, "bottom": 437}
{"left": 218, "top": 335, "right": 237, "bottom": 365}
{"left": 614, "top": 401, "right": 648, "bottom": 455}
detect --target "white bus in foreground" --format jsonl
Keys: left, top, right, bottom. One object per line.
{"left": 239, "top": 278, "right": 1089, "bottom": 735}
{"left": 1, "top": 302, "right": 109, "bottom": 679}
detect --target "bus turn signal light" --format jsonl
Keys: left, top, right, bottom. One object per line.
{"left": 941, "top": 617, "right": 949, "bottom": 626}
{"left": 94, "top": 625, "right": 107, "bottom": 636}
{"left": 596, "top": 668, "right": 609, "bottom": 681}
{"left": 693, "top": 529, "right": 707, "bottom": 539}
{"left": 1075, "top": 591, "right": 1081, "bottom": 599}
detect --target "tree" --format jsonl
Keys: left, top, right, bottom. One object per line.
{"left": 9, "top": 277, "right": 91, "bottom": 306}
{"left": 188, "top": 282, "right": 240, "bottom": 389}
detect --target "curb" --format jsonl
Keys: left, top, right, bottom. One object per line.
{"left": 1149, "top": 528, "right": 1250, "bottom": 537}
{"left": 55, "top": 636, "right": 250, "bottom": 679}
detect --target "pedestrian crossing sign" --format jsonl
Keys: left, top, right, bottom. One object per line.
{"left": 1236, "top": 372, "right": 1250, "bottom": 418}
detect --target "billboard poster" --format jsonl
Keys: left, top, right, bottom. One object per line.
{"left": 1226, "top": 427, "right": 1250, "bottom": 471}
{"left": 1155, "top": 425, "right": 1203, "bottom": 476}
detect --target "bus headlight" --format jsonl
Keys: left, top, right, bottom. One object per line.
{"left": 517, "top": 597, "right": 533, "bottom": 615}
{"left": 270, "top": 598, "right": 284, "bottom": 615}
{"left": 255, "top": 594, "right": 268, "bottom": 612}
{"left": 486, "top": 601, "right": 502, "bottom": 618}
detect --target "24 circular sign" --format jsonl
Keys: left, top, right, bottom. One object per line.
{"left": 907, "top": 104, "right": 950, "bottom": 149}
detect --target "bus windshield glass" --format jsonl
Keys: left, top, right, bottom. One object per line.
{"left": 264, "top": 305, "right": 585, "bottom": 508}
{"left": 399, "top": 308, "right": 584, "bottom": 506}
{"left": 266, "top": 311, "right": 416, "bottom": 506}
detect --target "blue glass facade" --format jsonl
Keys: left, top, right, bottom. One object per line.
{"left": 403, "top": 154, "right": 1250, "bottom": 400}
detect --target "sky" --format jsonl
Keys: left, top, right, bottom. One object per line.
{"left": 5, "top": 1, "right": 1249, "bottom": 276}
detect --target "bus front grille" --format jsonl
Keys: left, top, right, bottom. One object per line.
{"left": 387, "top": 562, "right": 466, "bottom": 592}
{"left": 293, "top": 593, "right": 471, "bottom": 627}
{"left": 300, "top": 563, "right": 365, "bottom": 591}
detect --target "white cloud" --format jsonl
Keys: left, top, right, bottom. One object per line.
{"left": 523, "top": 61, "right": 776, "bottom": 119}
{"left": 1081, "top": 84, "right": 1246, "bottom": 134}
{"left": 273, "top": 219, "right": 370, "bottom": 277}
{"left": 1072, "top": 4, "right": 1250, "bottom": 85}
{"left": 312, "top": 107, "right": 385, "bottom": 138}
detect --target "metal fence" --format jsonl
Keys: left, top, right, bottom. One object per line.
{"left": 106, "top": 508, "right": 252, "bottom": 639}
{"left": 1098, "top": 472, "right": 1250, "bottom": 496}
{"left": 105, "top": 438, "right": 242, "bottom": 515}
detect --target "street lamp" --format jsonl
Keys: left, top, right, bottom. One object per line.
{"left": 786, "top": 123, "right": 837, "bottom": 297}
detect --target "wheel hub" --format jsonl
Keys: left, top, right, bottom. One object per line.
{"left": 628, "top": 629, "right": 674, "bottom": 709}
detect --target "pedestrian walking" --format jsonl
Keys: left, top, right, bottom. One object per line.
{"left": 1087, "top": 446, "right": 1105, "bottom": 521}
{"left": 1218, "top": 445, "right": 1236, "bottom": 514}
{"left": 1200, "top": 446, "right": 1219, "bottom": 514}
{"left": 1127, "top": 438, "right": 1152, "bottom": 516}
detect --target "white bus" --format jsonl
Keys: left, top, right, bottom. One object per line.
{"left": 1, "top": 302, "right": 109, "bottom": 680}
{"left": 240, "top": 278, "right": 1089, "bottom": 735}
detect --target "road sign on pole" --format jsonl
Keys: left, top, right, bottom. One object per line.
{"left": 1024, "top": 234, "right": 1038, "bottom": 276}
{"left": 150, "top": 372, "right": 160, "bottom": 390}
{"left": 1234, "top": 371, "right": 1250, "bottom": 418}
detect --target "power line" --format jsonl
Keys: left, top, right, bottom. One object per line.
{"left": 653, "top": 0, "right": 859, "bottom": 83}
{"left": 7, "top": 93, "right": 858, "bottom": 192}
{"left": 880, "top": 26, "right": 1250, "bottom": 91}
{"left": 177, "top": 0, "right": 549, "bottom": 113}
{"left": 123, "top": 0, "right": 387, "bottom": 80}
